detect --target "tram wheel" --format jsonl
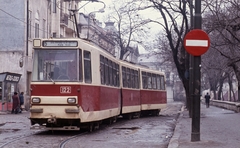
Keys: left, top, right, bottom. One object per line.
{"left": 89, "top": 123, "right": 94, "bottom": 132}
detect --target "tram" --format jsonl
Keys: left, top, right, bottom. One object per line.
{"left": 30, "top": 38, "right": 167, "bottom": 130}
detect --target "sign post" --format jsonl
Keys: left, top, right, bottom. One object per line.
{"left": 184, "top": 29, "right": 210, "bottom": 142}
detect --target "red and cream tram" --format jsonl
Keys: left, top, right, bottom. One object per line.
{"left": 30, "top": 38, "right": 167, "bottom": 130}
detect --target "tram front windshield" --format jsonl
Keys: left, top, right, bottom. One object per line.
{"left": 32, "top": 49, "right": 78, "bottom": 82}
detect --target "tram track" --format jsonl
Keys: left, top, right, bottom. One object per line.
{"left": 59, "top": 132, "right": 88, "bottom": 148}
{"left": 0, "top": 130, "right": 43, "bottom": 148}
{"left": 58, "top": 117, "right": 129, "bottom": 148}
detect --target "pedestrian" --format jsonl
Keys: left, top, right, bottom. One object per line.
{"left": 19, "top": 92, "right": 24, "bottom": 113}
{"left": 205, "top": 92, "right": 211, "bottom": 108}
{"left": 11, "top": 92, "right": 20, "bottom": 114}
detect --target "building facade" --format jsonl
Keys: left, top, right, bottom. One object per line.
{"left": 0, "top": 0, "right": 79, "bottom": 110}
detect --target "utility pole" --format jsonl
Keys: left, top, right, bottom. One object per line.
{"left": 191, "top": 0, "right": 202, "bottom": 142}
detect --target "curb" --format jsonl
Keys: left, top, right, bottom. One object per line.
{"left": 168, "top": 106, "right": 185, "bottom": 148}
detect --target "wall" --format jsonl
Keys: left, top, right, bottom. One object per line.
{"left": 0, "top": 0, "right": 25, "bottom": 51}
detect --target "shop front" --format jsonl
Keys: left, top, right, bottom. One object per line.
{"left": 0, "top": 72, "right": 21, "bottom": 112}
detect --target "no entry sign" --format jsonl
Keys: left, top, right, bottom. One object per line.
{"left": 184, "top": 29, "right": 210, "bottom": 56}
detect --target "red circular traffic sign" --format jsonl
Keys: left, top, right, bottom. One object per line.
{"left": 184, "top": 29, "right": 210, "bottom": 56}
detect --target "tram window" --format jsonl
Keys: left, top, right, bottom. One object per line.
{"left": 135, "top": 70, "right": 139, "bottom": 89}
{"left": 100, "top": 55, "right": 105, "bottom": 84}
{"left": 79, "top": 49, "right": 83, "bottom": 82}
{"left": 109, "top": 60, "right": 113, "bottom": 86}
{"left": 122, "top": 67, "right": 127, "bottom": 87}
{"left": 32, "top": 49, "right": 78, "bottom": 82}
{"left": 131, "top": 69, "right": 135, "bottom": 88}
{"left": 126, "top": 68, "right": 131, "bottom": 88}
{"left": 147, "top": 73, "right": 152, "bottom": 89}
{"left": 152, "top": 74, "right": 157, "bottom": 89}
{"left": 84, "top": 51, "right": 92, "bottom": 83}
{"left": 104, "top": 58, "right": 109, "bottom": 85}
{"left": 113, "top": 62, "right": 117, "bottom": 87}
{"left": 157, "top": 75, "right": 161, "bottom": 90}
{"left": 116, "top": 64, "right": 120, "bottom": 87}
{"left": 142, "top": 72, "right": 147, "bottom": 89}
{"left": 160, "top": 76, "right": 165, "bottom": 90}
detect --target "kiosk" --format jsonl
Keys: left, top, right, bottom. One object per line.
{"left": 0, "top": 72, "right": 21, "bottom": 112}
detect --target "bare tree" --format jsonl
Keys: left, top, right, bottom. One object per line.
{"left": 203, "top": 0, "right": 240, "bottom": 101}
{"left": 105, "top": 0, "right": 151, "bottom": 60}
{"left": 143, "top": 0, "right": 192, "bottom": 109}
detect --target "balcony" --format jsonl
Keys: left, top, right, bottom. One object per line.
{"left": 60, "top": 13, "right": 68, "bottom": 27}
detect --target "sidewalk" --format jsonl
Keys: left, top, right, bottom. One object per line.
{"left": 168, "top": 103, "right": 240, "bottom": 148}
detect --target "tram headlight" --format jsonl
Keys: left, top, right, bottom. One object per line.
{"left": 67, "top": 98, "right": 76, "bottom": 104}
{"left": 32, "top": 97, "right": 41, "bottom": 103}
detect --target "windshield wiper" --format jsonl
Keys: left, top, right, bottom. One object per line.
{"left": 48, "top": 74, "right": 55, "bottom": 84}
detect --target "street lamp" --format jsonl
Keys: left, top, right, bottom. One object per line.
{"left": 87, "top": 8, "right": 105, "bottom": 40}
{"left": 87, "top": 1, "right": 106, "bottom": 40}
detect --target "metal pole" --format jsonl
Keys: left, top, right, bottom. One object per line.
{"left": 26, "top": 0, "right": 29, "bottom": 56}
{"left": 73, "top": 12, "right": 80, "bottom": 38}
{"left": 189, "top": 0, "right": 194, "bottom": 118}
{"left": 191, "top": 0, "right": 202, "bottom": 142}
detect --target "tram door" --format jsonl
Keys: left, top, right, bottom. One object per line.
{"left": 0, "top": 72, "right": 21, "bottom": 112}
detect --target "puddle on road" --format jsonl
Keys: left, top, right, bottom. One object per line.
{"left": 112, "top": 127, "right": 140, "bottom": 130}
{"left": 0, "top": 128, "right": 20, "bottom": 134}
{"left": 112, "top": 127, "right": 141, "bottom": 135}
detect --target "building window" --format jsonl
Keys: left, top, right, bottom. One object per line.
{"left": 35, "top": 23, "right": 39, "bottom": 38}
{"left": 52, "top": 32, "right": 57, "bottom": 38}
{"left": 53, "top": 0, "right": 57, "bottom": 13}
{"left": 42, "top": 19, "right": 46, "bottom": 38}
{"left": 35, "top": 11, "right": 39, "bottom": 38}
{"left": 28, "top": 10, "right": 32, "bottom": 38}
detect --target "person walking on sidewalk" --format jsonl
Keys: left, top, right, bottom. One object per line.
{"left": 19, "top": 92, "right": 24, "bottom": 113}
{"left": 205, "top": 92, "right": 211, "bottom": 108}
{"left": 11, "top": 92, "right": 20, "bottom": 114}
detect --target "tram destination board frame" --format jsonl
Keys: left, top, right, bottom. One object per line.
{"left": 42, "top": 40, "right": 78, "bottom": 47}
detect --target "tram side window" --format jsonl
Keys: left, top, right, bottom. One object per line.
{"left": 157, "top": 75, "right": 161, "bottom": 90}
{"left": 152, "top": 74, "right": 157, "bottom": 89}
{"left": 142, "top": 71, "right": 148, "bottom": 89}
{"left": 109, "top": 60, "right": 113, "bottom": 86}
{"left": 104, "top": 58, "right": 109, "bottom": 85}
{"left": 84, "top": 51, "right": 92, "bottom": 83}
{"left": 122, "top": 67, "right": 127, "bottom": 87}
{"left": 100, "top": 55, "right": 105, "bottom": 84}
{"left": 160, "top": 76, "right": 165, "bottom": 90}
{"left": 116, "top": 64, "right": 120, "bottom": 87}
{"left": 126, "top": 68, "right": 131, "bottom": 88}
{"left": 147, "top": 73, "right": 152, "bottom": 89}
{"left": 131, "top": 69, "right": 135, "bottom": 88}
{"left": 135, "top": 70, "right": 139, "bottom": 89}
{"left": 79, "top": 49, "right": 83, "bottom": 82}
{"left": 113, "top": 62, "right": 117, "bottom": 87}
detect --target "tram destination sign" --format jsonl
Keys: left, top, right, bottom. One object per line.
{"left": 43, "top": 41, "right": 78, "bottom": 47}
